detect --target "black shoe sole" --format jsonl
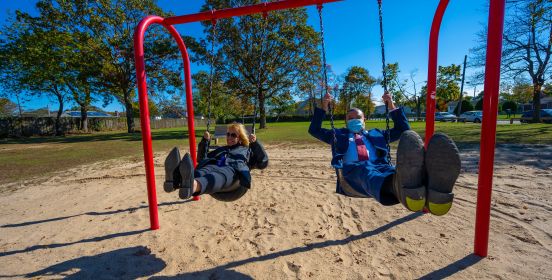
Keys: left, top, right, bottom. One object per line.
{"left": 395, "top": 130, "right": 426, "bottom": 212}
{"left": 163, "top": 147, "right": 181, "bottom": 193}
{"left": 178, "top": 153, "right": 195, "bottom": 200}
{"left": 426, "top": 133, "right": 461, "bottom": 216}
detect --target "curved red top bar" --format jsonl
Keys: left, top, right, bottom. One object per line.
{"left": 425, "top": 0, "right": 450, "bottom": 147}
{"left": 164, "top": 0, "right": 342, "bottom": 25}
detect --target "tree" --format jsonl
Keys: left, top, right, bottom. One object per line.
{"left": 352, "top": 94, "right": 375, "bottom": 116}
{"left": 382, "top": 63, "right": 408, "bottom": 106}
{"left": 502, "top": 100, "right": 518, "bottom": 116}
{"left": 475, "top": 99, "right": 484, "bottom": 110}
{"left": 158, "top": 95, "right": 187, "bottom": 119}
{"left": 2, "top": 0, "right": 179, "bottom": 134}
{"left": 296, "top": 54, "right": 321, "bottom": 117}
{"left": 192, "top": 71, "right": 244, "bottom": 123}
{"left": 188, "top": 0, "right": 321, "bottom": 129}
{"left": 511, "top": 80, "right": 534, "bottom": 104}
{"left": 340, "top": 66, "right": 376, "bottom": 112}
{"left": 453, "top": 100, "right": 474, "bottom": 114}
{"left": 404, "top": 70, "right": 424, "bottom": 119}
{"left": 35, "top": 0, "right": 180, "bottom": 133}
{"left": 0, "top": 14, "right": 70, "bottom": 136}
{"left": 0, "top": 98, "right": 17, "bottom": 117}
{"left": 268, "top": 91, "right": 295, "bottom": 121}
{"left": 472, "top": 0, "right": 551, "bottom": 122}
{"left": 132, "top": 100, "right": 159, "bottom": 118}
{"left": 436, "top": 64, "right": 462, "bottom": 111}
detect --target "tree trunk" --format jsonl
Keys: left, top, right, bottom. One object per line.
{"left": 80, "top": 105, "right": 88, "bottom": 132}
{"left": 55, "top": 92, "right": 64, "bottom": 136}
{"left": 259, "top": 92, "right": 266, "bottom": 129}
{"left": 532, "top": 82, "right": 542, "bottom": 123}
{"left": 15, "top": 93, "right": 23, "bottom": 137}
{"left": 416, "top": 97, "right": 422, "bottom": 120}
{"left": 124, "top": 93, "right": 135, "bottom": 133}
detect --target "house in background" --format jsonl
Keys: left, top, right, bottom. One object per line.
{"left": 521, "top": 96, "right": 552, "bottom": 111}
{"left": 61, "top": 111, "right": 114, "bottom": 118}
{"left": 447, "top": 101, "right": 459, "bottom": 113}
{"left": 374, "top": 104, "right": 413, "bottom": 115}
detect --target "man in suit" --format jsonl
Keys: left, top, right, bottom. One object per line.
{"left": 309, "top": 93, "right": 460, "bottom": 216}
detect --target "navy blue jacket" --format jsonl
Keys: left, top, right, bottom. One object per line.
{"left": 197, "top": 139, "right": 269, "bottom": 188}
{"left": 309, "top": 107, "right": 411, "bottom": 200}
{"left": 308, "top": 107, "right": 410, "bottom": 167}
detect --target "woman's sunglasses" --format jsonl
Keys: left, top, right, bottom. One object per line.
{"left": 226, "top": 132, "right": 238, "bottom": 138}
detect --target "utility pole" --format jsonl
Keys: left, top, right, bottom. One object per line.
{"left": 457, "top": 55, "right": 467, "bottom": 116}
{"left": 473, "top": 86, "right": 477, "bottom": 98}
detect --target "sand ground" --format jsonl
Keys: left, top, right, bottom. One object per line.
{"left": 0, "top": 143, "right": 551, "bottom": 279}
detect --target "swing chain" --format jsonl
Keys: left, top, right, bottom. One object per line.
{"left": 206, "top": 18, "right": 218, "bottom": 153}
{"left": 252, "top": 10, "right": 269, "bottom": 135}
{"left": 377, "top": 0, "right": 392, "bottom": 164}
{"left": 317, "top": 4, "right": 337, "bottom": 148}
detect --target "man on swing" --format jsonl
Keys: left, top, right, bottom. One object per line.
{"left": 309, "top": 92, "right": 461, "bottom": 216}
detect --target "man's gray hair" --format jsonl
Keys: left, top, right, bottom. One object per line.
{"left": 347, "top": 108, "right": 364, "bottom": 116}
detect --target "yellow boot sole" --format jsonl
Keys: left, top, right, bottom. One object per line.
{"left": 405, "top": 196, "right": 426, "bottom": 212}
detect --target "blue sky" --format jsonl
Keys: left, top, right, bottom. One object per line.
{"left": 1, "top": 0, "right": 488, "bottom": 112}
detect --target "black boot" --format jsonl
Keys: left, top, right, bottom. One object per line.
{"left": 178, "top": 153, "right": 195, "bottom": 200}
{"left": 425, "top": 133, "right": 461, "bottom": 216}
{"left": 394, "top": 130, "right": 426, "bottom": 212}
{"left": 163, "top": 147, "right": 181, "bottom": 193}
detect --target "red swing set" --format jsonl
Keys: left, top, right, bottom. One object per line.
{"left": 133, "top": 0, "right": 506, "bottom": 258}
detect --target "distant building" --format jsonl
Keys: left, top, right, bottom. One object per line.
{"left": 294, "top": 100, "right": 312, "bottom": 116}
{"left": 521, "top": 96, "right": 552, "bottom": 111}
{"left": 61, "top": 111, "right": 114, "bottom": 118}
{"left": 447, "top": 101, "right": 458, "bottom": 113}
{"left": 374, "top": 104, "right": 413, "bottom": 115}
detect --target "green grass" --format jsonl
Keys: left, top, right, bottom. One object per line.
{"left": 1, "top": 121, "right": 550, "bottom": 185}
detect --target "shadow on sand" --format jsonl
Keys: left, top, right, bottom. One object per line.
{"left": 0, "top": 200, "right": 194, "bottom": 257}
{"left": 150, "top": 212, "right": 424, "bottom": 279}
{"left": 0, "top": 229, "right": 149, "bottom": 258}
{"left": 1, "top": 200, "right": 192, "bottom": 228}
{"left": 0, "top": 246, "right": 165, "bottom": 279}
{"left": 417, "top": 254, "right": 483, "bottom": 279}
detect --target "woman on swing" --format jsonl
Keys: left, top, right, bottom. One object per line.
{"left": 309, "top": 92, "right": 461, "bottom": 216}
{"left": 164, "top": 122, "right": 268, "bottom": 200}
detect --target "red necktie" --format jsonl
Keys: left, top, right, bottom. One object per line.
{"left": 354, "top": 134, "right": 369, "bottom": 161}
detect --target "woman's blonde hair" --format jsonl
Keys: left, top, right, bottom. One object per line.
{"left": 227, "top": 122, "right": 249, "bottom": 147}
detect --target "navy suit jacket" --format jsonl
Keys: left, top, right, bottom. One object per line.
{"left": 308, "top": 107, "right": 411, "bottom": 167}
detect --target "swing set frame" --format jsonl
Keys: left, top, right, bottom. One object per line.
{"left": 133, "top": 0, "right": 506, "bottom": 258}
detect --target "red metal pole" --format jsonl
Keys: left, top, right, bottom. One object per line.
{"left": 425, "top": 0, "right": 450, "bottom": 147}
{"left": 164, "top": 0, "right": 342, "bottom": 25}
{"left": 134, "top": 16, "right": 198, "bottom": 230}
{"left": 474, "top": 0, "right": 505, "bottom": 257}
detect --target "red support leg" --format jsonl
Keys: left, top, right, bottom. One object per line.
{"left": 134, "top": 16, "right": 199, "bottom": 230}
{"left": 474, "top": 0, "right": 506, "bottom": 258}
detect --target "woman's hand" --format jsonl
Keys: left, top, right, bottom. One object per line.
{"left": 382, "top": 92, "right": 396, "bottom": 110}
{"left": 249, "top": 134, "right": 257, "bottom": 143}
{"left": 322, "top": 93, "right": 332, "bottom": 112}
{"left": 203, "top": 131, "right": 211, "bottom": 140}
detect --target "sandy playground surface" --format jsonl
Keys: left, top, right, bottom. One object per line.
{"left": 0, "top": 142, "right": 551, "bottom": 279}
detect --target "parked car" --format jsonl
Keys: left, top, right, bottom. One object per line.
{"left": 459, "top": 111, "right": 483, "bottom": 123}
{"left": 435, "top": 112, "right": 458, "bottom": 122}
{"left": 520, "top": 109, "right": 552, "bottom": 123}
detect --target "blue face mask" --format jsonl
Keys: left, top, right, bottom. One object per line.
{"left": 347, "top": 119, "right": 364, "bottom": 133}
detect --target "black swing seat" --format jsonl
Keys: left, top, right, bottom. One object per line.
{"left": 209, "top": 178, "right": 248, "bottom": 202}
{"left": 334, "top": 164, "right": 371, "bottom": 198}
